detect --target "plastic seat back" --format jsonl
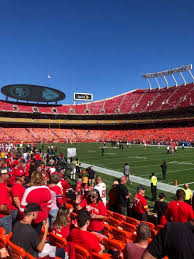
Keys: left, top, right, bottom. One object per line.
{"left": 112, "top": 212, "right": 126, "bottom": 221}
{"left": 121, "top": 222, "right": 136, "bottom": 233}
{"left": 106, "top": 210, "right": 113, "bottom": 217}
{"left": 102, "top": 224, "right": 113, "bottom": 239}
{"left": 74, "top": 244, "right": 90, "bottom": 259}
{"left": 92, "top": 252, "right": 112, "bottom": 258}
{"left": 111, "top": 227, "right": 133, "bottom": 243}
{"left": 0, "top": 227, "right": 6, "bottom": 236}
{"left": 103, "top": 238, "right": 126, "bottom": 251}
{"left": 7, "top": 240, "right": 26, "bottom": 259}
{"left": 106, "top": 217, "right": 121, "bottom": 228}
{"left": 126, "top": 216, "right": 140, "bottom": 227}
{"left": 66, "top": 203, "right": 73, "bottom": 209}
{"left": 0, "top": 230, "right": 11, "bottom": 250}
{"left": 49, "top": 232, "right": 67, "bottom": 248}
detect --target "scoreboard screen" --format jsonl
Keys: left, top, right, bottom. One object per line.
{"left": 74, "top": 93, "right": 93, "bottom": 101}
{"left": 1, "top": 84, "right": 65, "bottom": 103}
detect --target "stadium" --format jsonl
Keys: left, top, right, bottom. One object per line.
{"left": 0, "top": 64, "right": 194, "bottom": 258}
{"left": 0, "top": 64, "right": 194, "bottom": 187}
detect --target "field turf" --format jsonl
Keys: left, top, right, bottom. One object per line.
{"left": 42, "top": 142, "right": 194, "bottom": 208}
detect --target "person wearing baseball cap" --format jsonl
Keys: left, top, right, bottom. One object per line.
{"left": 0, "top": 167, "right": 12, "bottom": 234}
{"left": 133, "top": 185, "right": 149, "bottom": 221}
{"left": 11, "top": 169, "right": 26, "bottom": 223}
{"left": 11, "top": 203, "right": 66, "bottom": 258}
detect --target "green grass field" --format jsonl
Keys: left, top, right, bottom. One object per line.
{"left": 42, "top": 142, "right": 194, "bottom": 208}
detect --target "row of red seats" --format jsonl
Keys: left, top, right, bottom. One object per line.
{"left": 0, "top": 224, "right": 112, "bottom": 259}
{"left": 65, "top": 201, "right": 167, "bottom": 259}
{"left": 0, "top": 126, "right": 194, "bottom": 143}
{"left": 0, "top": 83, "right": 193, "bottom": 115}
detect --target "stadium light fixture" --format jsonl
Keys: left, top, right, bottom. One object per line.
{"left": 142, "top": 64, "right": 193, "bottom": 89}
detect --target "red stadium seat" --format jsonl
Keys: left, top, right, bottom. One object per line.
{"left": 103, "top": 238, "right": 126, "bottom": 252}
{"left": 111, "top": 226, "right": 134, "bottom": 243}
{"left": 112, "top": 212, "right": 126, "bottom": 221}
{"left": 106, "top": 217, "right": 122, "bottom": 228}
{"left": 49, "top": 232, "right": 67, "bottom": 248}
{"left": 74, "top": 244, "right": 90, "bottom": 259}
{"left": 121, "top": 221, "right": 136, "bottom": 233}
{"left": 126, "top": 217, "right": 140, "bottom": 227}
{"left": 7, "top": 240, "right": 26, "bottom": 259}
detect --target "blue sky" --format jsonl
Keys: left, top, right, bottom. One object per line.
{"left": 0, "top": 0, "right": 194, "bottom": 104}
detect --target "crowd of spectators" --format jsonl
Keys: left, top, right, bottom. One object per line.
{"left": 0, "top": 142, "right": 193, "bottom": 258}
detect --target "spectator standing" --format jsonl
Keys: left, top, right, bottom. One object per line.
{"left": 108, "top": 180, "right": 119, "bottom": 212}
{"left": 94, "top": 176, "right": 106, "bottom": 206}
{"left": 76, "top": 189, "right": 107, "bottom": 233}
{"left": 160, "top": 161, "right": 167, "bottom": 180}
{"left": 0, "top": 167, "right": 12, "bottom": 234}
{"left": 116, "top": 176, "right": 130, "bottom": 216}
{"left": 133, "top": 185, "right": 148, "bottom": 221}
{"left": 165, "top": 189, "right": 194, "bottom": 223}
{"left": 142, "top": 220, "right": 194, "bottom": 259}
{"left": 182, "top": 183, "right": 192, "bottom": 205}
{"left": 150, "top": 173, "right": 157, "bottom": 201}
{"left": 47, "top": 173, "right": 63, "bottom": 227}
{"left": 76, "top": 174, "right": 82, "bottom": 193}
{"left": 124, "top": 163, "right": 131, "bottom": 183}
{"left": 154, "top": 193, "right": 168, "bottom": 225}
{"left": 101, "top": 147, "right": 104, "bottom": 156}
{"left": 11, "top": 170, "right": 25, "bottom": 223}
{"left": 124, "top": 223, "right": 151, "bottom": 259}
{"left": 20, "top": 171, "right": 51, "bottom": 234}
{"left": 87, "top": 166, "right": 96, "bottom": 186}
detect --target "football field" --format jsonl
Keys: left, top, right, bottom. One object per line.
{"left": 43, "top": 142, "right": 194, "bottom": 207}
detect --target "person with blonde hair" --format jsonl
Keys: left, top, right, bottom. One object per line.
{"left": 20, "top": 171, "right": 51, "bottom": 234}
{"left": 52, "top": 205, "right": 71, "bottom": 239}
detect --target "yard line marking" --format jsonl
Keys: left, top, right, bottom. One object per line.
{"left": 80, "top": 162, "right": 188, "bottom": 193}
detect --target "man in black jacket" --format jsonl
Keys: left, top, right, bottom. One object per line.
{"left": 160, "top": 161, "right": 167, "bottom": 180}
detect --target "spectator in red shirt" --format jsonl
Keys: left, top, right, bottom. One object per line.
{"left": 11, "top": 169, "right": 25, "bottom": 223}
{"left": 20, "top": 171, "right": 51, "bottom": 234}
{"left": 75, "top": 174, "right": 82, "bottom": 193}
{"left": 57, "top": 172, "right": 70, "bottom": 203}
{"left": 0, "top": 167, "right": 12, "bottom": 234}
{"left": 53, "top": 205, "right": 71, "bottom": 239}
{"left": 165, "top": 189, "right": 194, "bottom": 223}
{"left": 108, "top": 180, "right": 119, "bottom": 212}
{"left": 47, "top": 173, "right": 63, "bottom": 227}
{"left": 76, "top": 189, "right": 107, "bottom": 233}
{"left": 69, "top": 210, "right": 103, "bottom": 255}
{"left": 133, "top": 185, "right": 149, "bottom": 221}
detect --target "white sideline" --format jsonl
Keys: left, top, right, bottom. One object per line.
{"left": 81, "top": 162, "right": 194, "bottom": 194}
